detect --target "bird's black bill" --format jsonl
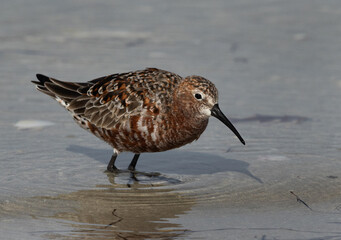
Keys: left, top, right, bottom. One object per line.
{"left": 211, "top": 104, "right": 245, "bottom": 145}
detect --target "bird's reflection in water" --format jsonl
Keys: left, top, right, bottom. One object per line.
{"left": 41, "top": 171, "right": 193, "bottom": 239}
{"left": 105, "top": 169, "right": 183, "bottom": 188}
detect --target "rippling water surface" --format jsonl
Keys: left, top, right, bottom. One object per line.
{"left": 1, "top": 0, "right": 341, "bottom": 239}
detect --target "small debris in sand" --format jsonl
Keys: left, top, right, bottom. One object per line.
{"left": 14, "top": 120, "right": 55, "bottom": 130}
{"left": 290, "top": 191, "right": 313, "bottom": 211}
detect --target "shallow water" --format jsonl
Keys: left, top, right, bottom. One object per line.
{"left": 1, "top": 0, "right": 341, "bottom": 239}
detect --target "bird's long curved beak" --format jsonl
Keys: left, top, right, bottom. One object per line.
{"left": 211, "top": 104, "right": 245, "bottom": 145}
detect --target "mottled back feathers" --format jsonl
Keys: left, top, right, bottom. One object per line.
{"left": 34, "top": 68, "right": 182, "bottom": 130}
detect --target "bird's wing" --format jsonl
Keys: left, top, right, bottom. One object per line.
{"left": 70, "top": 68, "right": 182, "bottom": 129}
{"left": 33, "top": 68, "right": 182, "bottom": 129}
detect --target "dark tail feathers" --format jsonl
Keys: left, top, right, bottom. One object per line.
{"left": 32, "top": 74, "right": 84, "bottom": 104}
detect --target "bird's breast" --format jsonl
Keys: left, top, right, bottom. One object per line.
{"left": 87, "top": 112, "right": 209, "bottom": 153}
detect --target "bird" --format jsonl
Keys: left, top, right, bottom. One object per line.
{"left": 32, "top": 68, "right": 245, "bottom": 172}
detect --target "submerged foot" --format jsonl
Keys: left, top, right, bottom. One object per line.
{"left": 106, "top": 166, "right": 124, "bottom": 173}
{"left": 129, "top": 170, "right": 161, "bottom": 177}
{"left": 106, "top": 167, "right": 160, "bottom": 178}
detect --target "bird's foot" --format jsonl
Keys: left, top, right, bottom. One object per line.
{"left": 106, "top": 166, "right": 124, "bottom": 173}
{"left": 129, "top": 170, "right": 161, "bottom": 177}
{"left": 106, "top": 166, "right": 161, "bottom": 178}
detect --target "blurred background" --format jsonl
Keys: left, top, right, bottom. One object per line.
{"left": 1, "top": 0, "right": 341, "bottom": 239}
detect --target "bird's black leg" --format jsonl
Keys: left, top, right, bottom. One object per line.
{"left": 128, "top": 154, "right": 140, "bottom": 171}
{"left": 107, "top": 152, "right": 118, "bottom": 172}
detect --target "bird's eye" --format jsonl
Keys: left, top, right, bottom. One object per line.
{"left": 194, "top": 93, "right": 203, "bottom": 100}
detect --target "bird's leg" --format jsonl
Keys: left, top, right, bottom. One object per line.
{"left": 107, "top": 151, "right": 118, "bottom": 172}
{"left": 129, "top": 171, "right": 139, "bottom": 182}
{"left": 128, "top": 153, "right": 140, "bottom": 171}
{"left": 128, "top": 154, "right": 161, "bottom": 178}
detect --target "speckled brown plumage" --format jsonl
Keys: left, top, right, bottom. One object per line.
{"left": 32, "top": 68, "right": 245, "bottom": 172}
